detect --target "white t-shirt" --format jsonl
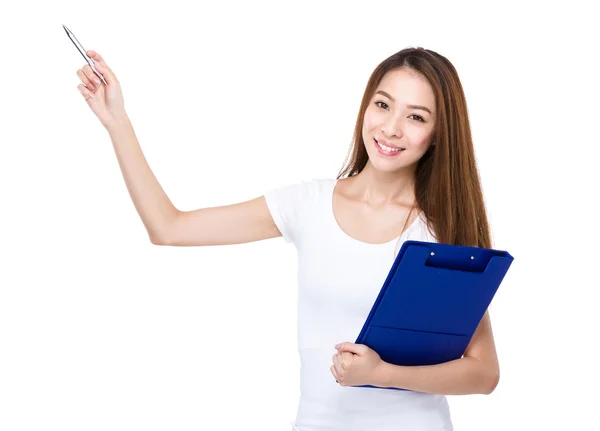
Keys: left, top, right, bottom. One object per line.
{"left": 264, "top": 178, "right": 454, "bottom": 431}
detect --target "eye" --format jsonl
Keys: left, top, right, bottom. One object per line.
{"left": 375, "top": 102, "right": 425, "bottom": 122}
{"left": 409, "top": 114, "right": 425, "bottom": 122}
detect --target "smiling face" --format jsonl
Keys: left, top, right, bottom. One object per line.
{"left": 362, "top": 67, "right": 437, "bottom": 173}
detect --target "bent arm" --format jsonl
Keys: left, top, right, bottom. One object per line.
{"left": 374, "top": 310, "right": 500, "bottom": 395}
{"left": 107, "top": 116, "right": 282, "bottom": 246}
{"left": 375, "top": 356, "right": 498, "bottom": 395}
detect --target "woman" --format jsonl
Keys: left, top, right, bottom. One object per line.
{"left": 76, "top": 46, "right": 499, "bottom": 431}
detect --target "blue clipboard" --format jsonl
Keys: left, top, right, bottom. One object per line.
{"left": 354, "top": 240, "right": 514, "bottom": 390}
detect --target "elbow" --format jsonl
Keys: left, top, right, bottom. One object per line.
{"left": 483, "top": 370, "right": 500, "bottom": 395}
{"left": 149, "top": 230, "right": 171, "bottom": 246}
{"left": 149, "top": 213, "right": 180, "bottom": 246}
{"left": 150, "top": 233, "right": 171, "bottom": 246}
{"left": 150, "top": 235, "right": 165, "bottom": 245}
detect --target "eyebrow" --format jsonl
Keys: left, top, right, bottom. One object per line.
{"left": 375, "top": 90, "right": 433, "bottom": 115}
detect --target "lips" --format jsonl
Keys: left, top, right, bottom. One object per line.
{"left": 374, "top": 138, "right": 405, "bottom": 156}
{"left": 375, "top": 138, "right": 404, "bottom": 150}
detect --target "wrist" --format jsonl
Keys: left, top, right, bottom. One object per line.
{"left": 373, "top": 361, "right": 393, "bottom": 388}
{"left": 104, "top": 112, "right": 131, "bottom": 133}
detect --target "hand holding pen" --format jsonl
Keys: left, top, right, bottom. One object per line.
{"left": 64, "top": 25, "right": 128, "bottom": 130}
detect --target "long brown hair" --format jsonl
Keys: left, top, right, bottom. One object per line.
{"left": 337, "top": 47, "right": 492, "bottom": 249}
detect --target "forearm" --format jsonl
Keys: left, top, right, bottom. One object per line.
{"left": 375, "top": 357, "right": 499, "bottom": 395}
{"left": 106, "top": 116, "right": 178, "bottom": 243}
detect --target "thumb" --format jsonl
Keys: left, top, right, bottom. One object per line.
{"left": 335, "top": 342, "right": 366, "bottom": 356}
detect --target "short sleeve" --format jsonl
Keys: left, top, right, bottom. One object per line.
{"left": 263, "top": 179, "right": 315, "bottom": 244}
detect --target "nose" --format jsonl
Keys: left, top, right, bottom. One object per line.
{"left": 380, "top": 115, "right": 403, "bottom": 138}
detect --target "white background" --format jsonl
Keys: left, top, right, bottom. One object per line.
{"left": 1, "top": 1, "right": 598, "bottom": 430}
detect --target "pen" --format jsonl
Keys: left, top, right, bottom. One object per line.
{"left": 63, "top": 24, "right": 108, "bottom": 86}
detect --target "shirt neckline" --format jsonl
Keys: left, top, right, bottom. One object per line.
{"left": 329, "top": 178, "right": 422, "bottom": 247}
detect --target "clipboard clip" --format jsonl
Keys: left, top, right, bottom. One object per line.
{"left": 407, "top": 242, "right": 512, "bottom": 274}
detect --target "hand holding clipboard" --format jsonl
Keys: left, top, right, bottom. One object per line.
{"left": 353, "top": 240, "right": 514, "bottom": 390}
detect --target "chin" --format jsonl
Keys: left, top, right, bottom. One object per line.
{"left": 373, "top": 157, "right": 423, "bottom": 177}
{"left": 375, "top": 163, "right": 409, "bottom": 174}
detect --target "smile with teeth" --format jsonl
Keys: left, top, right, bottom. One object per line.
{"left": 375, "top": 139, "right": 404, "bottom": 152}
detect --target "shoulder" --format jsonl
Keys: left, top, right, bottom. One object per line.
{"left": 263, "top": 177, "right": 335, "bottom": 244}
{"left": 265, "top": 177, "right": 334, "bottom": 203}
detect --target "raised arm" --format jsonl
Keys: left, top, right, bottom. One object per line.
{"left": 75, "top": 51, "right": 281, "bottom": 246}
{"left": 107, "top": 117, "right": 281, "bottom": 246}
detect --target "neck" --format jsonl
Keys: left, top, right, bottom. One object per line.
{"left": 349, "top": 161, "right": 417, "bottom": 208}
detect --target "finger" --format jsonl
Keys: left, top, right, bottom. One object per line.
{"left": 77, "top": 83, "right": 94, "bottom": 101}
{"left": 332, "top": 354, "right": 343, "bottom": 374}
{"left": 87, "top": 51, "right": 115, "bottom": 85}
{"left": 330, "top": 365, "right": 340, "bottom": 383}
{"left": 86, "top": 50, "right": 105, "bottom": 65}
{"left": 341, "top": 352, "right": 353, "bottom": 368}
{"left": 77, "top": 69, "right": 97, "bottom": 92}
{"left": 82, "top": 65, "right": 103, "bottom": 88}
{"left": 92, "top": 61, "right": 112, "bottom": 85}
{"left": 334, "top": 353, "right": 344, "bottom": 369}
{"left": 334, "top": 352, "right": 350, "bottom": 370}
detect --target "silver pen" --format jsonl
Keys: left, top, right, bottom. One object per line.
{"left": 63, "top": 24, "right": 108, "bottom": 86}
